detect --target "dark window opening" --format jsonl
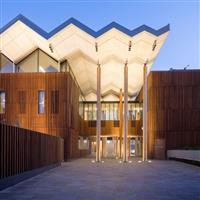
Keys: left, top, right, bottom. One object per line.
{"left": 18, "top": 91, "right": 26, "bottom": 114}
{"left": 51, "top": 90, "right": 59, "bottom": 114}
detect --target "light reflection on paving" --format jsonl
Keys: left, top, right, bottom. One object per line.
{"left": 0, "top": 158, "right": 200, "bottom": 200}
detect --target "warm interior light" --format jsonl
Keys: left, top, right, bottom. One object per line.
{"left": 83, "top": 139, "right": 87, "bottom": 144}
{"left": 107, "top": 140, "right": 111, "bottom": 144}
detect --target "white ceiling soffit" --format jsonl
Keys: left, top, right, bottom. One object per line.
{"left": 0, "top": 15, "right": 170, "bottom": 101}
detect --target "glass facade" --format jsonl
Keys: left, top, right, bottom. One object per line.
{"left": 0, "top": 53, "right": 13, "bottom": 73}
{"left": 79, "top": 94, "right": 84, "bottom": 119}
{"left": 0, "top": 91, "right": 6, "bottom": 113}
{"left": 83, "top": 102, "right": 142, "bottom": 121}
{"left": 38, "top": 91, "right": 45, "bottom": 114}
{"left": 16, "top": 49, "right": 58, "bottom": 72}
{"left": 128, "top": 103, "right": 142, "bottom": 120}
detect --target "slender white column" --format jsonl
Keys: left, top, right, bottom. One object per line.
{"left": 143, "top": 63, "right": 148, "bottom": 161}
{"left": 96, "top": 64, "right": 101, "bottom": 162}
{"left": 123, "top": 62, "right": 128, "bottom": 162}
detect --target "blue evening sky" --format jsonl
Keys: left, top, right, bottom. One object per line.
{"left": 0, "top": 0, "right": 199, "bottom": 70}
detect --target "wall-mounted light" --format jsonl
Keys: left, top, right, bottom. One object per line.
{"left": 152, "top": 40, "right": 157, "bottom": 51}
{"left": 95, "top": 42, "right": 98, "bottom": 52}
{"left": 49, "top": 43, "right": 53, "bottom": 53}
{"left": 128, "top": 41, "right": 132, "bottom": 51}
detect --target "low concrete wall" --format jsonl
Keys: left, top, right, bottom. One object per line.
{"left": 167, "top": 150, "right": 200, "bottom": 162}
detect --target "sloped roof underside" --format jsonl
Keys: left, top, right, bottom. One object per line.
{"left": 0, "top": 14, "right": 169, "bottom": 101}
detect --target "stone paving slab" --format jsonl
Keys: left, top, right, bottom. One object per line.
{"left": 0, "top": 158, "right": 200, "bottom": 200}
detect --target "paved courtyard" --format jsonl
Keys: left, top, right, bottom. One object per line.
{"left": 0, "top": 158, "right": 200, "bottom": 200}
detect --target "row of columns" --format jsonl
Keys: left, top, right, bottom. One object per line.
{"left": 92, "top": 136, "right": 142, "bottom": 158}
{"left": 96, "top": 62, "right": 148, "bottom": 162}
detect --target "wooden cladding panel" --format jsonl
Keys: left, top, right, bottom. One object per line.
{"left": 0, "top": 72, "right": 81, "bottom": 160}
{"left": 0, "top": 123, "right": 64, "bottom": 179}
{"left": 147, "top": 70, "right": 200, "bottom": 159}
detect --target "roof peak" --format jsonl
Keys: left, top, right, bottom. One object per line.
{"left": 0, "top": 14, "right": 170, "bottom": 39}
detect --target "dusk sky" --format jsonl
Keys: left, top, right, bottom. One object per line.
{"left": 1, "top": 0, "right": 199, "bottom": 70}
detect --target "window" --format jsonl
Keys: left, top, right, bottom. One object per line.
{"left": 38, "top": 90, "right": 45, "bottom": 114}
{"left": 16, "top": 49, "right": 58, "bottom": 72}
{"left": 0, "top": 53, "right": 13, "bottom": 73}
{"left": 0, "top": 91, "right": 5, "bottom": 113}
{"left": 18, "top": 91, "right": 26, "bottom": 114}
{"left": 113, "top": 103, "right": 119, "bottom": 120}
{"left": 51, "top": 90, "right": 59, "bottom": 114}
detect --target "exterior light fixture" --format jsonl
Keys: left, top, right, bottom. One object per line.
{"left": 91, "top": 160, "right": 95, "bottom": 163}
{"left": 152, "top": 40, "right": 157, "bottom": 51}
{"left": 49, "top": 43, "right": 53, "bottom": 53}
{"left": 138, "top": 160, "right": 142, "bottom": 163}
{"left": 148, "top": 160, "right": 152, "bottom": 163}
{"left": 95, "top": 42, "right": 98, "bottom": 52}
{"left": 128, "top": 41, "right": 132, "bottom": 51}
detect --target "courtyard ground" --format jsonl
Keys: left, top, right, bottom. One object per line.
{"left": 0, "top": 158, "right": 199, "bottom": 200}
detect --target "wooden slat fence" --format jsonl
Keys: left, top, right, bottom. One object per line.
{"left": 0, "top": 123, "right": 64, "bottom": 179}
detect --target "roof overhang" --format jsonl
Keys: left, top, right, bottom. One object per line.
{"left": 0, "top": 14, "right": 170, "bottom": 101}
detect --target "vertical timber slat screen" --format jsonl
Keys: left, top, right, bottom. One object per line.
{"left": 0, "top": 123, "right": 64, "bottom": 179}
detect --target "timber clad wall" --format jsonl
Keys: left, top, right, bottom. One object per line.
{"left": 147, "top": 70, "right": 200, "bottom": 159}
{"left": 0, "top": 123, "right": 64, "bottom": 179}
{"left": 0, "top": 72, "right": 81, "bottom": 160}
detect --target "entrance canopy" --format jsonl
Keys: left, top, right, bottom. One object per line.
{"left": 0, "top": 15, "right": 169, "bottom": 101}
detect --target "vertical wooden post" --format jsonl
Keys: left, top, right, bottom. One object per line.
{"left": 96, "top": 64, "right": 101, "bottom": 162}
{"left": 143, "top": 63, "right": 148, "bottom": 161}
{"left": 119, "top": 89, "right": 123, "bottom": 159}
{"left": 123, "top": 62, "right": 128, "bottom": 162}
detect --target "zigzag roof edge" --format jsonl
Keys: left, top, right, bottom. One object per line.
{"left": 0, "top": 14, "right": 170, "bottom": 39}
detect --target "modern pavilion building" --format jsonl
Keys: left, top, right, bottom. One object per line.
{"left": 0, "top": 15, "right": 200, "bottom": 181}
